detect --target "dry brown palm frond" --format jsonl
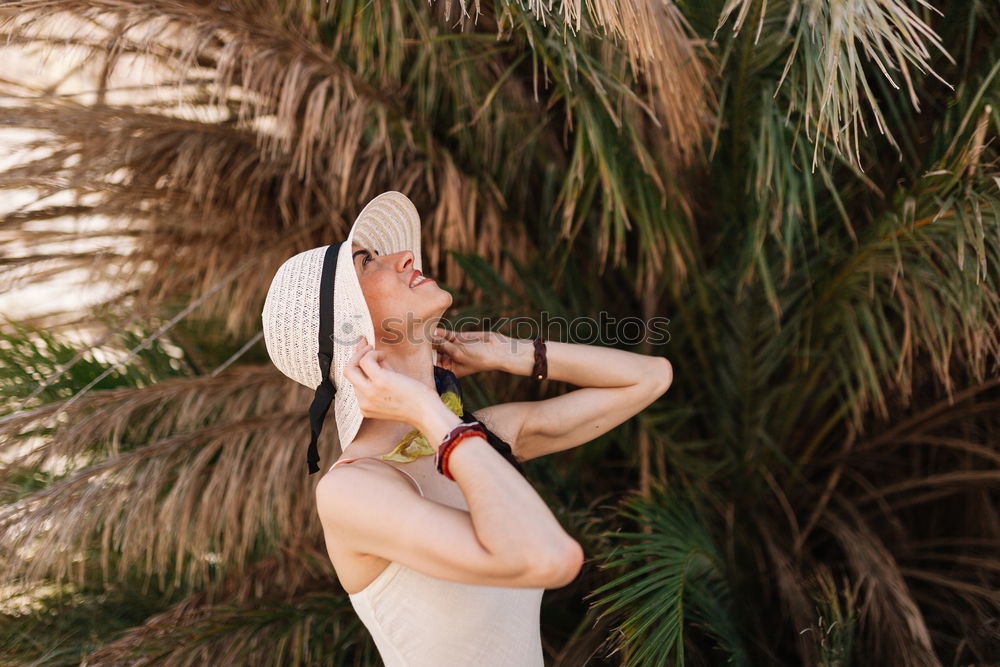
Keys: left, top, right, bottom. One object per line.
{"left": 0, "top": 407, "right": 326, "bottom": 591}
{"left": 854, "top": 470, "right": 1000, "bottom": 507}
{"left": 549, "top": 0, "right": 716, "bottom": 168}
{"left": 823, "top": 499, "right": 941, "bottom": 667}
{"left": 806, "top": 170, "right": 1000, "bottom": 427}
{"left": 793, "top": 385, "right": 1000, "bottom": 646}
{"left": 907, "top": 587, "right": 1000, "bottom": 665}
{"left": 871, "top": 393, "right": 1000, "bottom": 453}
{"left": 0, "top": 365, "right": 343, "bottom": 595}
{"left": 81, "top": 590, "right": 366, "bottom": 666}
{"left": 905, "top": 552, "right": 1000, "bottom": 575}
{"left": 415, "top": 7, "right": 701, "bottom": 289}
{"left": 803, "top": 379, "right": 1000, "bottom": 470}
{"left": 568, "top": 0, "right": 717, "bottom": 166}
{"left": 0, "top": 0, "right": 526, "bottom": 219}
{"left": 81, "top": 589, "right": 216, "bottom": 667}
{"left": 892, "top": 436, "right": 1000, "bottom": 465}
{"left": 759, "top": 522, "right": 817, "bottom": 663}
{"left": 0, "top": 99, "right": 328, "bottom": 227}
{"left": 897, "top": 568, "right": 998, "bottom": 610}
{"left": 2, "top": 0, "right": 376, "bottom": 187}
{"left": 909, "top": 537, "right": 1000, "bottom": 552}
{"left": 0, "top": 365, "right": 295, "bottom": 465}
{"left": 1, "top": 2, "right": 537, "bottom": 325}
{"left": 0, "top": 98, "right": 529, "bottom": 334}
{"left": 0, "top": 103, "right": 333, "bottom": 335}
{"left": 796, "top": 426, "right": 857, "bottom": 555}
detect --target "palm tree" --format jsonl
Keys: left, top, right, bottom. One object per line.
{"left": 1, "top": 0, "right": 998, "bottom": 664}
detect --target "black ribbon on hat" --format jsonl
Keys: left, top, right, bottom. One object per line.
{"left": 306, "top": 242, "right": 343, "bottom": 474}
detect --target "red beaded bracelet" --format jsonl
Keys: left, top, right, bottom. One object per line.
{"left": 435, "top": 421, "right": 487, "bottom": 480}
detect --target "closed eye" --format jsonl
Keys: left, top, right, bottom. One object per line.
{"left": 353, "top": 249, "right": 378, "bottom": 268}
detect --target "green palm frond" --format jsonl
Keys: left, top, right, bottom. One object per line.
{"left": 801, "top": 112, "right": 1000, "bottom": 429}
{"left": 587, "top": 487, "right": 750, "bottom": 666}
{"left": 0, "top": 318, "right": 189, "bottom": 412}
{"left": 0, "top": 564, "right": 185, "bottom": 666}
{"left": 715, "top": 0, "right": 953, "bottom": 169}
{"left": 800, "top": 565, "right": 857, "bottom": 667}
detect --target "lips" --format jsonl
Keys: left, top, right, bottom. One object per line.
{"left": 409, "top": 270, "right": 433, "bottom": 288}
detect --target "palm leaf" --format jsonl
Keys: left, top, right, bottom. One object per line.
{"left": 587, "top": 486, "right": 750, "bottom": 666}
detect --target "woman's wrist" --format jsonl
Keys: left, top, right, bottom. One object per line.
{"left": 498, "top": 336, "right": 536, "bottom": 376}
{"left": 414, "top": 397, "right": 464, "bottom": 452}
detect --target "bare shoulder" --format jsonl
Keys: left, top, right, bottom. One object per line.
{"left": 313, "top": 437, "right": 583, "bottom": 588}
{"left": 315, "top": 459, "right": 418, "bottom": 523}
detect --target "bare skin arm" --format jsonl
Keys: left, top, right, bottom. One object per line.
{"left": 315, "top": 342, "right": 583, "bottom": 588}
{"left": 417, "top": 398, "right": 583, "bottom": 581}
{"left": 435, "top": 331, "right": 673, "bottom": 461}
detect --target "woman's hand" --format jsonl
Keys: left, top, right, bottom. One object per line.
{"left": 432, "top": 328, "right": 512, "bottom": 379}
{"left": 343, "top": 338, "right": 439, "bottom": 429}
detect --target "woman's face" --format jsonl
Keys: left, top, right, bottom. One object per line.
{"left": 352, "top": 243, "right": 452, "bottom": 345}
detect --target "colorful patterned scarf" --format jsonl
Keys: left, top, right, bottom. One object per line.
{"left": 378, "top": 365, "right": 464, "bottom": 463}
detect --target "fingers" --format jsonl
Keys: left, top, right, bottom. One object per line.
{"left": 358, "top": 348, "right": 386, "bottom": 377}
{"left": 343, "top": 339, "right": 374, "bottom": 384}
{"left": 435, "top": 327, "right": 473, "bottom": 340}
{"left": 433, "top": 335, "right": 454, "bottom": 352}
{"left": 432, "top": 328, "right": 455, "bottom": 352}
{"left": 434, "top": 327, "right": 492, "bottom": 343}
{"left": 350, "top": 339, "right": 371, "bottom": 361}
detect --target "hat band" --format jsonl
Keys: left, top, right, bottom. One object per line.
{"left": 307, "top": 242, "right": 343, "bottom": 474}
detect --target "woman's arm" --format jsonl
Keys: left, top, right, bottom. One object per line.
{"left": 417, "top": 399, "right": 583, "bottom": 578}
{"left": 500, "top": 338, "right": 670, "bottom": 389}
{"left": 477, "top": 338, "right": 673, "bottom": 461}
{"left": 320, "top": 341, "right": 583, "bottom": 588}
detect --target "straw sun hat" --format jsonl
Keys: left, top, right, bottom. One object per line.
{"left": 261, "top": 191, "right": 427, "bottom": 474}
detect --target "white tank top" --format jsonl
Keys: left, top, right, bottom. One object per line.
{"left": 331, "top": 457, "right": 546, "bottom": 666}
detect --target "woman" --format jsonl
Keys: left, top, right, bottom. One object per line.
{"left": 261, "top": 192, "right": 673, "bottom": 666}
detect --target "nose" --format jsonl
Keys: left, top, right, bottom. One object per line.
{"left": 394, "top": 250, "right": 414, "bottom": 271}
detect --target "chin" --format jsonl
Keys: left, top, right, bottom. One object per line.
{"left": 438, "top": 287, "right": 453, "bottom": 310}
{"left": 421, "top": 283, "right": 452, "bottom": 312}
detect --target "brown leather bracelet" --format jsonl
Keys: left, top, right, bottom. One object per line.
{"left": 531, "top": 336, "right": 547, "bottom": 381}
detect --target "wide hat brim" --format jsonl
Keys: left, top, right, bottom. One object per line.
{"left": 332, "top": 192, "right": 424, "bottom": 450}
{"left": 261, "top": 191, "right": 423, "bottom": 457}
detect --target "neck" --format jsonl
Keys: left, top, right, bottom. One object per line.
{"left": 347, "top": 334, "right": 439, "bottom": 457}
{"left": 380, "top": 337, "right": 437, "bottom": 391}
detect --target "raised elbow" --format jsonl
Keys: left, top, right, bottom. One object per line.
{"left": 649, "top": 357, "right": 673, "bottom": 396}
{"left": 535, "top": 539, "right": 584, "bottom": 588}
{"left": 557, "top": 539, "right": 585, "bottom": 586}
